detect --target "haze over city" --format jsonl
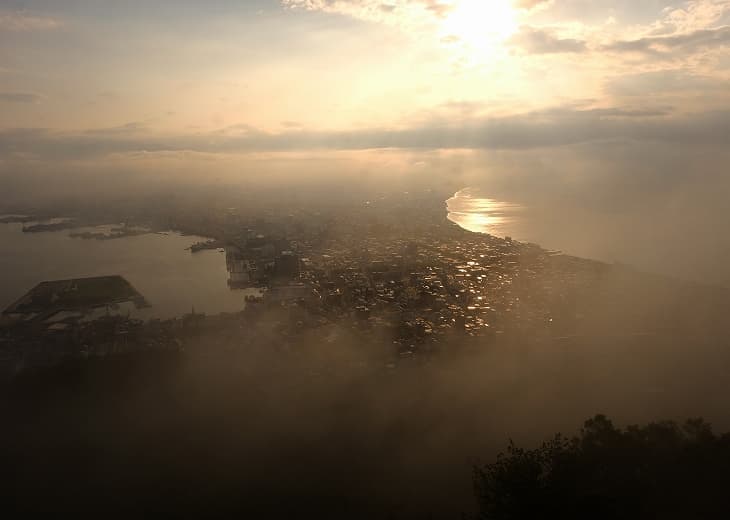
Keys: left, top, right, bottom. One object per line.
{"left": 2, "top": 1, "right": 730, "bottom": 517}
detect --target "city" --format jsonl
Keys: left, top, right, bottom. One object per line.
{"left": 3, "top": 191, "right": 726, "bottom": 381}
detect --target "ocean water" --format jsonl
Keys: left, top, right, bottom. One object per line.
{"left": 446, "top": 187, "right": 730, "bottom": 287}
{"left": 446, "top": 187, "right": 529, "bottom": 241}
{"left": 0, "top": 222, "right": 256, "bottom": 320}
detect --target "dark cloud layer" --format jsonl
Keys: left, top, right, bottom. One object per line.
{"left": 2, "top": 106, "right": 728, "bottom": 159}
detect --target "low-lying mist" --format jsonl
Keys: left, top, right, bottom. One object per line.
{"left": 4, "top": 262, "right": 730, "bottom": 516}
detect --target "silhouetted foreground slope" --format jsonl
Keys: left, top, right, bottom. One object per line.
{"left": 4, "top": 350, "right": 730, "bottom": 518}
{"left": 475, "top": 415, "right": 730, "bottom": 519}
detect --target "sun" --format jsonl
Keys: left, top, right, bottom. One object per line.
{"left": 440, "top": 0, "right": 518, "bottom": 55}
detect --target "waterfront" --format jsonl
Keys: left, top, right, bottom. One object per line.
{"left": 0, "top": 222, "right": 256, "bottom": 319}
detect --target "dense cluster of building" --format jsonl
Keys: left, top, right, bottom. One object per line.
{"left": 211, "top": 193, "right": 615, "bottom": 357}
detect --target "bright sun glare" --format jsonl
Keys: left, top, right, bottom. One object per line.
{"left": 441, "top": 0, "right": 518, "bottom": 56}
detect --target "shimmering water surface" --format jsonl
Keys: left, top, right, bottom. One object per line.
{"left": 0, "top": 222, "right": 256, "bottom": 319}
{"left": 447, "top": 187, "right": 528, "bottom": 240}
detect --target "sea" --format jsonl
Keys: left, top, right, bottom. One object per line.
{"left": 446, "top": 187, "right": 730, "bottom": 288}
{"left": 0, "top": 221, "right": 257, "bottom": 320}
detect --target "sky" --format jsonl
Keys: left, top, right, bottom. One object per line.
{"left": 1, "top": 0, "right": 730, "bottom": 282}
{"left": 1, "top": 0, "right": 728, "bottom": 153}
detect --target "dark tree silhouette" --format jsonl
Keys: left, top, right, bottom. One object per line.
{"left": 474, "top": 415, "right": 730, "bottom": 519}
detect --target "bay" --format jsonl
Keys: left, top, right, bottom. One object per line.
{"left": 0, "top": 222, "right": 256, "bottom": 320}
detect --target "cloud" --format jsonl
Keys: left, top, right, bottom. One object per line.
{"left": 514, "top": 2, "right": 730, "bottom": 65}
{"left": 0, "top": 11, "right": 61, "bottom": 31}
{"left": 4, "top": 105, "right": 730, "bottom": 161}
{"left": 594, "top": 1, "right": 730, "bottom": 60}
{"left": 604, "top": 25, "right": 730, "bottom": 57}
{"left": 514, "top": 0, "right": 552, "bottom": 10}
{"left": 281, "top": 0, "right": 452, "bottom": 29}
{"left": 510, "top": 26, "right": 587, "bottom": 53}
{"left": 0, "top": 92, "right": 42, "bottom": 104}
{"left": 651, "top": 0, "right": 730, "bottom": 35}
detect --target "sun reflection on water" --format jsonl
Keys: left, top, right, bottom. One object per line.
{"left": 446, "top": 187, "right": 524, "bottom": 237}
